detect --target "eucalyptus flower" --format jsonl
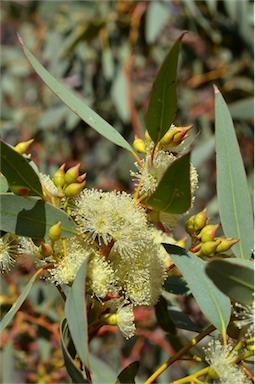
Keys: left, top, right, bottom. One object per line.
{"left": 0, "top": 233, "right": 20, "bottom": 272}
{"left": 48, "top": 236, "right": 96, "bottom": 286}
{"left": 204, "top": 339, "right": 251, "bottom": 384}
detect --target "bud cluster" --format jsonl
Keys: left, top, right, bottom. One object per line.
{"left": 185, "top": 208, "right": 239, "bottom": 256}
{"left": 132, "top": 125, "right": 193, "bottom": 153}
{"left": 52, "top": 163, "right": 86, "bottom": 198}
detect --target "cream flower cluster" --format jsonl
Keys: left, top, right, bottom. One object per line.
{"left": 72, "top": 189, "right": 167, "bottom": 307}
{"left": 204, "top": 339, "right": 252, "bottom": 384}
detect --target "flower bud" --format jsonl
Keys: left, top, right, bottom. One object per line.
{"left": 53, "top": 164, "right": 66, "bottom": 188}
{"left": 49, "top": 221, "right": 62, "bottom": 242}
{"left": 9, "top": 185, "right": 30, "bottom": 198}
{"left": 77, "top": 172, "right": 87, "bottom": 183}
{"left": 198, "top": 224, "right": 220, "bottom": 243}
{"left": 64, "top": 181, "right": 86, "bottom": 197}
{"left": 14, "top": 139, "right": 34, "bottom": 154}
{"left": 145, "top": 130, "right": 152, "bottom": 144}
{"left": 133, "top": 137, "right": 146, "bottom": 153}
{"left": 64, "top": 163, "right": 81, "bottom": 185}
{"left": 175, "top": 236, "right": 188, "bottom": 249}
{"left": 193, "top": 208, "right": 208, "bottom": 231}
{"left": 159, "top": 130, "right": 175, "bottom": 147}
{"left": 215, "top": 238, "right": 239, "bottom": 253}
{"left": 199, "top": 239, "right": 221, "bottom": 256}
{"left": 101, "top": 313, "right": 117, "bottom": 326}
{"left": 169, "top": 125, "right": 193, "bottom": 148}
{"left": 39, "top": 242, "right": 53, "bottom": 257}
{"left": 185, "top": 215, "right": 195, "bottom": 235}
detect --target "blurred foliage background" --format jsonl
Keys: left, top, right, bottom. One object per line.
{"left": 0, "top": 1, "right": 254, "bottom": 383}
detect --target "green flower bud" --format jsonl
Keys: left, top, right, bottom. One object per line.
{"left": 64, "top": 181, "right": 86, "bottom": 197}
{"left": 101, "top": 313, "right": 117, "bottom": 326}
{"left": 49, "top": 221, "right": 62, "bottom": 242}
{"left": 193, "top": 208, "right": 208, "bottom": 231}
{"left": 145, "top": 130, "right": 152, "bottom": 144}
{"left": 64, "top": 163, "right": 81, "bottom": 185}
{"left": 200, "top": 239, "right": 221, "bottom": 255}
{"left": 14, "top": 139, "right": 34, "bottom": 154}
{"left": 198, "top": 224, "right": 220, "bottom": 243}
{"left": 185, "top": 215, "right": 195, "bottom": 235}
{"left": 175, "top": 236, "right": 188, "bottom": 249}
{"left": 53, "top": 163, "right": 66, "bottom": 188}
{"left": 159, "top": 130, "right": 175, "bottom": 147}
{"left": 133, "top": 137, "right": 146, "bottom": 153}
{"left": 215, "top": 238, "right": 239, "bottom": 253}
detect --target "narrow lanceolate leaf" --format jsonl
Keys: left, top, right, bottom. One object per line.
{"left": 214, "top": 86, "right": 253, "bottom": 259}
{"left": 60, "top": 319, "right": 90, "bottom": 384}
{"left": 0, "top": 140, "right": 43, "bottom": 198}
{"left": 0, "top": 268, "right": 43, "bottom": 332}
{"left": 116, "top": 361, "right": 140, "bottom": 384}
{"left": 19, "top": 36, "right": 133, "bottom": 153}
{"left": 65, "top": 260, "right": 90, "bottom": 370}
{"left": 146, "top": 33, "right": 185, "bottom": 144}
{"left": 147, "top": 153, "right": 191, "bottom": 214}
{"left": 205, "top": 258, "right": 254, "bottom": 305}
{"left": 0, "top": 194, "right": 78, "bottom": 239}
{"left": 164, "top": 245, "right": 231, "bottom": 334}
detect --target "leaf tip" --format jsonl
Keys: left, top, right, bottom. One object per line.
{"left": 17, "top": 33, "right": 24, "bottom": 46}
{"left": 213, "top": 84, "right": 220, "bottom": 94}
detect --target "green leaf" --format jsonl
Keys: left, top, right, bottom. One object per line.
{"left": 2, "top": 342, "right": 14, "bottom": 384}
{"left": 214, "top": 86, "right": 253, "bottom": 259}
{"left": 155, "top": 295, "right": 177, "bottom": 334}
{"left": 0, "top": 140, "right": 43, "bottom": 198}
{"left": 147, "top": 153, "right": 191, "bottom": 214}
{"left": 89, "top": 354, "right": 117, "bottom": 384}
{"left": 146, "top": 34, "right": 184, "bottom": 144}
{"left": 164, "top": 245, "right": 231, "bottom": 334}
{"left": 166, "top": 304, "right": 202, "bottom": 333}
{"left": 116, "top": 361, "right": 140, "bottom": 384}
{"left": 65, "top": 260, "right": 90, "bottom": 370}
{"left": 0, "top": 193, "right": 78, "bottom": 239}
{"left": 60, "top": 318, "right": 90, "bottom": 384}
{"left": 163, "top": 275, "right": 191, "bottom": 296}
{"left": 19, "top": 36, "right": 133, "bottom": 153}
{"left": 0, "top": 174, "right": 9, "bottom": 193}
{"left": 145, "top": 2, "right": 170, "bottom": 44}
{"left": 0, "top": 268, "right": 43, "bottom": 332}
{"left": 205, "top": 258, "right": 254, "bottom": 305}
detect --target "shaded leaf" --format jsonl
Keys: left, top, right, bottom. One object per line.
{"left": 116, "top": 361, "right": 140, "bottom": 384}
{"left": 0, "top": 140, "right": 43, "bottom": 198}
{"left": 19, "top": 37, "right": 133, "bottom": 153}
{"left": 155, "top": 295, "right": 176, "bottom": 334}
{"left": 65, "top": 260, "right": 90, "bottom": 370}
{"left": 0, "top": 194, "right": 78, "bottom": 239}
{"left": 0, "top": 268, "right": 43, "bottom": 332}
{"left": 146, "top": 34, "right": 184, "bottom": 144}
{"left": 205, "top": 258, "right": 254, "bottom": 305}
{"left": 167, "top": 305, "right": 202, "bottom": 333}
{"left": 147, "top": 153, "right": 191, "bottom": 214}
{"left": 163, "top": 275, "right": 191, "bottom": 296}
{"left": 60, "top": 318, "right": 90, "bottom": 384}
{"left": 215, "top": 86, "right": 253, "bottom": 259}
{"left": 164, "top": 244, "right": 231, "bottom": 334}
